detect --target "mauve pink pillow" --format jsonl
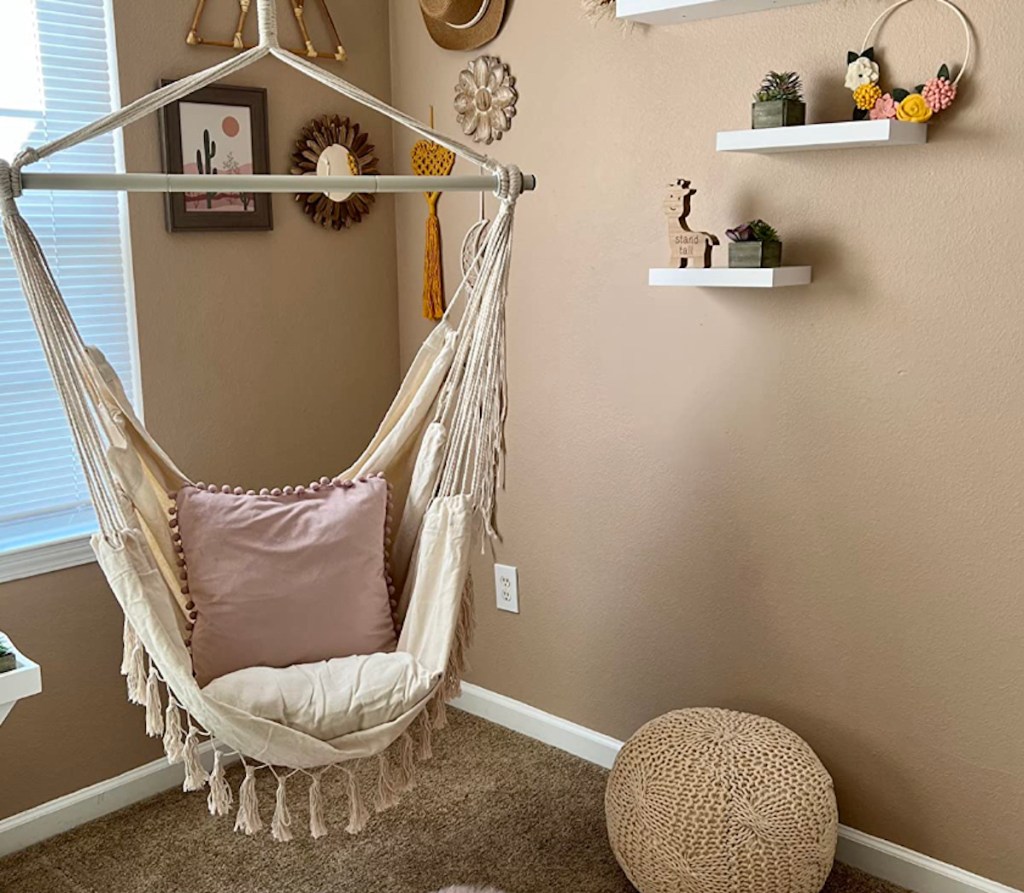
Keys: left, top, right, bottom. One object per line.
{"left": 172, "top": 474, "right": 397, "bottom": 687}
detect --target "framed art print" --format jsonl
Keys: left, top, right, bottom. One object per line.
{"left": 160, "top": 82, "right": 273, "bottom": 232}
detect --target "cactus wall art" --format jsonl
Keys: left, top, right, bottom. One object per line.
{"left": 160, "top": 82, "right": 273, "bottom": 231}
{"left": 196, "top": 127, "right": 218, "bottom": 208}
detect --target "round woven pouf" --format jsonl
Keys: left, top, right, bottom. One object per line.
{"left": 605, "top": 708, "right": 838, "bottom": 893}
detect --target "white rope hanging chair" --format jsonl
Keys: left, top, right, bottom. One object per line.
{"left": 0, "top": 0, "right": 526, "bottom": 841}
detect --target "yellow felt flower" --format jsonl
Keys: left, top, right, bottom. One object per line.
{"left": 896, "top": 93, "right": 934, "bottom": 123}
{"left": 853, "top": 83, "right": 882, "bottom": 111}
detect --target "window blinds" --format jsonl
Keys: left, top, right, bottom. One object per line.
{"left": 0, "top": 0, "right": 138, "bottom": 557}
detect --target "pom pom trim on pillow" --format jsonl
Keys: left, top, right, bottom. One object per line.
{"left": 168, "top": 472, "right": 401, "bottom": 686}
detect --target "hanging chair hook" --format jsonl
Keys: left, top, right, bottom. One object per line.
{"left": 256, "top": 0, "right": 280, "bottom": 48}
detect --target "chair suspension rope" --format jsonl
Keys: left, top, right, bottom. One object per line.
{"left": 0, "top": 182, "right": 129, "bottom": 539}
{"left": 7, "top": 0, "right": 504, "bottom": 188}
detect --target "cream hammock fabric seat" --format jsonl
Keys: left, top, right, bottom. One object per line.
{"left": 0, "top": 0, "right": 525, "bottom": 842}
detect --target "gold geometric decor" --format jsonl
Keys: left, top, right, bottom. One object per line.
{"left": 187, "top": 0, "right": 347, "bottom": 62}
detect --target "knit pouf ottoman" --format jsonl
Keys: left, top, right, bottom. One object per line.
{"left": 605, "top": 708, "right": 838, "bottom": 893}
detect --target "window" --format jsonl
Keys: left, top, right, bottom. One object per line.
{"left": 0, "top": 0, "right": 138, "bottom": 583}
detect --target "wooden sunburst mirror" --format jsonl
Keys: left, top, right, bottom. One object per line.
{"left": 290, "top": 115, "right": 379, "bottom": 230}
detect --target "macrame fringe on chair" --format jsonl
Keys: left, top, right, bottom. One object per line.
{"left": 115, "top": 571, "right": 479, "bottom": 839}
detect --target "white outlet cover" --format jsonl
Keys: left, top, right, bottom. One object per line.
{"left": 494, "top": 563, "right": 519, "bottom": 614}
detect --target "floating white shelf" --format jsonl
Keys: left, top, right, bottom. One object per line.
{"left": 650, "top": 266, "right": 812, "bottom": 288}
{"left": 0, "top": 634, "right": 42, "bottom": 727}
{"left": 617, "top": 0, "right": 821, "bottom": 25}
{"left": 717, "top": 120, "right": 928, "bottom": 154}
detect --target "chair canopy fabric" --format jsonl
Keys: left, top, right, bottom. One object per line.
{"left": 0, "top": 0, "right": 524, "bottom": 841}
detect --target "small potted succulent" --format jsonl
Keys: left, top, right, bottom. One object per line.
{"left": 727, "top": 220, "right": 783, "bottom": 268}
{"left": 0, "top": 637, "right": 15, "bottom": 674}
{"left": 752, "top": 71, "right": 806, "bottom": 129}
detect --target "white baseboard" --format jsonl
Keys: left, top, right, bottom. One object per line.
{"left": 2, "top": 685, "right": 1019, "bottom": 893}
{"left": 0, "top": 742, "right": 227, "bottom": 858}
{"left": 452, "top": 683, "right": 1022, "bottom": 893}
{"left": 453, "top": 683, "right": 622, "bottom": 769}
{"left": 834, "top": 827, "right": 1021, "bottom": 893}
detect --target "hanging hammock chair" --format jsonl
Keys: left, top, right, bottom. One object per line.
{"left": 0, "top": 0, "right": 528, "bottom": 841}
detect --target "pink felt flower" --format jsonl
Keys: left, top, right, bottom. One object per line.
{"left": 869, "top": 93, "right": 898, "bottom": 120}
{"left": 922, "top": 77, "right": 957, "bottom": 112}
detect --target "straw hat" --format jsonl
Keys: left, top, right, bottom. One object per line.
{"left": 419, "top": 0, "right": 507, "bottom": 51}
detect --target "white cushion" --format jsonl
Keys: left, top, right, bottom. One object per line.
{"left": 202, "top": 651, "right": 439, "bottom": 741}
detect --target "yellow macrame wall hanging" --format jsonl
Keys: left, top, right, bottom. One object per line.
{"left": 411, "top": 109, "right": 456, "bottom": 321}
{"left": 187, "top": 0, "right": 347, "bottom": 62}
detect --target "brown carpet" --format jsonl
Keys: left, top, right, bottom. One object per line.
{"left": 0, "top": 710, "right": 908, "bottom": 893}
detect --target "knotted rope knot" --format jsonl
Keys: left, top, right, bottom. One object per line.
{"left": 0, "top": 158, "right": 22, "bottom": 208}
{"left": 15, "top": 146, "right": 40, "bottom": 170}
{"left": 492, "top": 164, "right": 523, "bottom": 205}
{"left": 1, "top": 148, "right": 41, "bottom": 211}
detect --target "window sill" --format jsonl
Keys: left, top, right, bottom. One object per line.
{"left": 0, "top": 536, "right": 97, "bottom": 586}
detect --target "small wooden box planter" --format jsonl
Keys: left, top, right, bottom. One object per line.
{"left": 729, "top": 241, "right": 783, "bottom": 268}
{"left": 752, "top": 100, "right": 805, "bottom": 129}
{"left": 0, "top": 652, "right": 15, "bottom": 674}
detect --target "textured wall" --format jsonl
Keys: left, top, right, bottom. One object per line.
{"left": 389, "top": 1, "right": 1024, "bottom": 886}
{"left": 0, "top": 0, "right": 398, "bottom": 820}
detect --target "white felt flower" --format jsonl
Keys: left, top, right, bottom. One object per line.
{"left": 845, "top": 57, "right": 880, "bottom": 91}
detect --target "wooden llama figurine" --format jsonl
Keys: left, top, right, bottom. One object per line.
{"left": 665, "top": 179, "right": 719, "bottom": 269}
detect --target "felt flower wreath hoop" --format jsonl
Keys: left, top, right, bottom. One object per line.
{"left": 845, "top": 0, "right": 973, "bottom": 123}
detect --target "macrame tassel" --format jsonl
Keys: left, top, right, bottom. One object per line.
{"left": 163, "top": 700, "right": 184, "bottom": 764}
{"left": 422, "top": 203, "right": 445, "bottom": 321}
{"left": 417, "top": 709, "right": 434, "bottom": 761}
{"left": 208, "top": 750, "right": 234, "bottom": 817}
{"left": 182, "top": 727, "right": 209, "bottom": 792}
{"left": 431, "top": 692, "right": 449, "bottom": 730}
{"left": 308, "top": 774, "right": 328, "bottom": 840}
{"left": 444, "top": 638, "right": 465, "bottom": 700}
{"left": 144, "top": 667, "right": 164, "bottom": 737}
{"left": 444, "top": 578, "right": 477, "bottom": 699}
{"left": 234, "top": 766, "right": 263, "bottom": 835}
{"left": 344, "top": 768, "right": 369, "bottom": 835}
{"left": 121, "top": 618, "right": 139, "bottom": 676}
{"left": 125, "top": 645, "right": 146, "bottom": 705}
{"left": 271, "top": 775, "right": 294, "bottom": 842}
{"left": 374, "top": 752, "right": 401, "bottom": 813}
{"left": 394, "top": 732, "right": 417, "bottom": 793}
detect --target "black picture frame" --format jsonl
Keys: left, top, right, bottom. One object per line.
{"left": 159, "top": 81, "right": 273, "bottom": 233}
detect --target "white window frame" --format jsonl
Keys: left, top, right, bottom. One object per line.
{"left": 0, "top": 0, "right": 142, "bottom": 585}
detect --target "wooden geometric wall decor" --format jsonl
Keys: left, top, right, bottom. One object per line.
{"left": 187, "top": 0, "right": 347, "bottom": 62}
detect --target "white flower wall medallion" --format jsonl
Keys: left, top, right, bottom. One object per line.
{"left": 454, "top": 56, "right": 517, "bottom": 145}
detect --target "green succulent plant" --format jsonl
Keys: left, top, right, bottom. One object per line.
{"left": 755, "top": 71, "right": 804, "bottom": 103}
{"left": 728, "top": 219, "right": 781, "bottom": 243}
{"left": 749, "top": 219, "right": 780, "bottom": 243}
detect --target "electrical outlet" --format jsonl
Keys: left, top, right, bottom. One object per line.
{"left": 494, "top": 564, "right": 519, "bottom": 614}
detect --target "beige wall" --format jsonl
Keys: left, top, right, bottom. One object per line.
{"left": 389, "top": 1, "right": 1024, "bottom": 887}
{"left": 3, "top": 2, "right": 1022, "bottom": 885}
{"left": 0, "top": 0, "right": 398, "bottom": 820}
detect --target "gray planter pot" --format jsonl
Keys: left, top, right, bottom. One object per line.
{"left": 0, "top": 652, "right": 16, "bottom": 674}
{"left": 729, "top": 241, "right": 783, "bottom": 269}
{"left": 751, "top": 100, "right": 806, "bottom": 129}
